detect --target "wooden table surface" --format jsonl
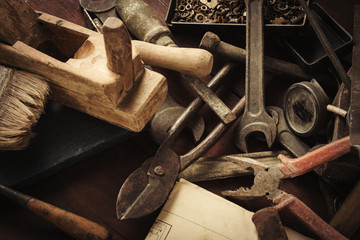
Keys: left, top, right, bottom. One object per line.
{"left": 0, "top": 0, "right": 357, "bottom": 239}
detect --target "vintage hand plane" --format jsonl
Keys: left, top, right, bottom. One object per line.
{"left": 0, "top": 0, "right": 168, "bottom": 131}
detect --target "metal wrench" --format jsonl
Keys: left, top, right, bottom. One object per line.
{"left": 234, "top": 0, "right": 276, "bottom": 152}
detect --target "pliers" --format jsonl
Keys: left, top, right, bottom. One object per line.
{"left": 222, "top": 136, "right": 351, "bottom": 240}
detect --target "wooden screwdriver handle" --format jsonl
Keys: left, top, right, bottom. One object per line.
{"left": 0, "top": 184, "right": 111, "bottom": 240}
{"left": 26, "top": 198, "right": 112, "bottom": 240}
{"left": 132, "top": 40, "right": 213, "bottom": 77}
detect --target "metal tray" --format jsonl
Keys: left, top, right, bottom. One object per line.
{"left": 277, "top": 2, "right": 353, "bottom": 73}
{"left": 165, "top": 0, "right": 308, "bottom": 35}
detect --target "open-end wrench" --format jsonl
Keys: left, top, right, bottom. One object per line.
{"left": 150, "top": 94, "right": 205, "bottom": 145}
{"left": 234, "top": 0, "right": 276, "bottom": 152}
{"left": 222, "top": 136, "right": 351, "bottom": 240}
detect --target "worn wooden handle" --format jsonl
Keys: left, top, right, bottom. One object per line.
{"left": 103, "top": 17, "right": 133, "bottom": 92}
{"left": 27, "top": 198, "right": 112, "bottom": 240}
{"left": 0, "top": 0, "right": 43, "bottom": 46}
{"left": 132, "top": 40, "right": 213, "bottom": 77}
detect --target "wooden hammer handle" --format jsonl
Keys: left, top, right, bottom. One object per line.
{"left": 132, "top": 40, "right": 213, "bottom": 77}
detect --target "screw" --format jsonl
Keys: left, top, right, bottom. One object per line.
{"left": 154, "top": 166, "right": 165, "bottom": 176}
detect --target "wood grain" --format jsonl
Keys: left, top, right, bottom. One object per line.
{"left": 0, "top": 9, "right": 166, "bottom": 132}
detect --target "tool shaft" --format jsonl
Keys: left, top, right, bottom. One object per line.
{"left": 166, "top": 63, "right": 235, "bottom": 145}
{"left": 200, "top": 32, "right": 311, "bottom": 80}
{"left": 0, "top": 184, "right": 111, "bottom": 240}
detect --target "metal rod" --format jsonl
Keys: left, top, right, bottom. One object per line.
{"left": 166, "top": 63, "right": 235, "bottom": 145}
{"left": 327, "top": 104, "right": 347, "bottom": 118}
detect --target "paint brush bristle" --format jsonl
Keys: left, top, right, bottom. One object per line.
{"left": 0, "top": 65, "right": 49, "bottom": 150}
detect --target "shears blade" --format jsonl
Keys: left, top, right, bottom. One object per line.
{"left": 116, "top": 146, "right": 180, "bottom": 220}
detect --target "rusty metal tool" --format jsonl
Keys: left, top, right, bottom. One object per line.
{"left": 114, "top": 0, "right": 236, "bottom": 124}
{"left": 222, "top": 136, "right": 351, "bottom": 240}
{"left": 234, "top": 0, "right": 276, "bottom": 152}
{"left": 150, "top": 94, "right": 205, "bottom": 145}
{"left": 223, "top": 136, "right": 350, "bottom": 198}
{"left": 178, "top": 150, "right": 290, "bottom": 182}
{"left": 297, "top": 0, "right": 351, "bottom": 89}
{"left": 116, "top": 63, "right": 246, "bottom": 220}
{"left": 0, "top": 184, "right": 111, "bottom": 240}
{"left": 200, "top": 32, "right": 312, "bottom": 81}
{"left": 179, "top": 107, "right": 310, "bottom": 182}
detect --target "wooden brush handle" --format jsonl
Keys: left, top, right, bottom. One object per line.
{"left": 26, "top": 198, "right": 112, "bottom": 240}
{"left": 132, "top": 40, "right": 213, "bottom": 77}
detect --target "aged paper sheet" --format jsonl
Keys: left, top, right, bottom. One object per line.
{"left": 146, "top": 179, "right": 312, "bottom": 240}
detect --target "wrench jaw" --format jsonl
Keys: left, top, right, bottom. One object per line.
{"left": 234, "top": 112, "right": 277, "bottom": 153}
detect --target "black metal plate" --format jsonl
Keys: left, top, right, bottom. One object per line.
{"left": 0, "top": 101, "right": 138, "bottom": 188}
{"left": 278, "top": 3, "right": 353, "bottom": 73}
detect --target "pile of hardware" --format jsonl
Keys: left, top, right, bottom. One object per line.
{"left": 171, "top": 0, "right": 305, "bottom": 24}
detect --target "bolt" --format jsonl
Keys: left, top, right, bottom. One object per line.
{"left": 154, "top": 166, "right": 165, "bottom": 176}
